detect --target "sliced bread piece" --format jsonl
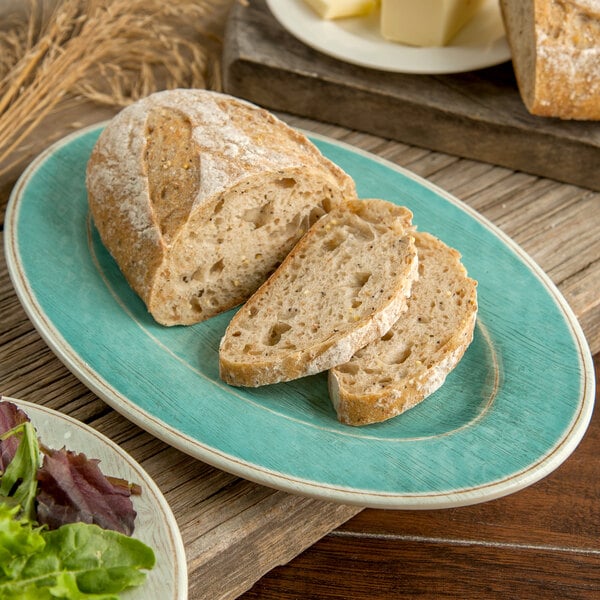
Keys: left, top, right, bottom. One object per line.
{"left": 329, "top": 231, "right": 478, "bottom": 426}
{"left": 219, "top": 199, "right": 419, "bottom": 387}
{"left": 86, "top": 89, "right": 357, "bottom": 326}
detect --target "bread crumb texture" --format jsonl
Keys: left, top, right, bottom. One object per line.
{"left": 329, "top": 231, "right": 478, "bottom": 426}
{"left": 219, "top": 199, "right": 418, "bottom": 387}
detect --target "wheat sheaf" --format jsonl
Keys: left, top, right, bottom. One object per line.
{"left": 0, "top": 0, "right": 224, "bottom": 177}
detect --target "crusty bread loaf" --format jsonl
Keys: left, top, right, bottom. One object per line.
{"left": 86, "top": 89, "right": 357, "bottom": 326}
{"left": 329, "top": 231, "right": 477, "bottom": 426}
{"left": 219, "top": 199, "right": 419, "bottom": 387}
{"left": 500, "top": 0, "right": 600, "bottom": 120}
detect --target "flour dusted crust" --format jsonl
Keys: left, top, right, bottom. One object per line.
{"left": 86, "top": 89, "right": 357, "bottom": 325}
{"left": 329, "top": 231, "right": 478, "bottom": 426}
{"left": 500, "top": 0, "right": 600, "bottom": 120}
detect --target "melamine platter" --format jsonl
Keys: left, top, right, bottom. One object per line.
{"left": 4, "top": 123, "right": 594, "bottom": 509}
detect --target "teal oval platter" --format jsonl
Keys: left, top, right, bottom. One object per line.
{"left": 5, "top": 123, "right": 595, "bottom": 509}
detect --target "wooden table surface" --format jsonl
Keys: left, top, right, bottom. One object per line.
{"left": 2, "top": 4, "right": 600, "bottom": 599}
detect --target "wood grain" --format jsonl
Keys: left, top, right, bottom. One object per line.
{"left": 241, "top": 532, "right": 600, "bottom": 599}
{"left": 223, "top": 0, "right": 600, "bottom": 192}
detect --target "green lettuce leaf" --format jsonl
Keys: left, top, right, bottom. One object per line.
{"left": 0, "top": 422, "right": 40, "bottom": 521}
{"left": 0, "top": 509, "right": 155, "bottom": 599}
{"left": 0, "top": 503, "right": 45, "bottom": 581}
{"left": 0, "top": 400, "right": 156, "bottom": 599}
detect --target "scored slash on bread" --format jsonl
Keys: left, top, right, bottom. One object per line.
{"left": 86, "top": 89, "right": 357, "bottom": 326}
{"left": 329, "top": 231, "right": 478, "bottom": 426}
{"left": 219, "top": 199, "right": 419, "bottom": 387}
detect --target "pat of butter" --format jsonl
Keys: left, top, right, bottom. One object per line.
{"left": 303, "top": 0, "right": 378, "bottom": 20}
{"left": 381, "top": 0, "right": 484, "bottom": 46}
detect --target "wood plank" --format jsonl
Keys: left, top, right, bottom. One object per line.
{"left": 241, "top": 534, "right": 600, "bottom": 599}
{"left": 186, "top": 491, "right": 361, "bottom": 600}
{"left": 222, "top": 0, "right": 600, "bottom": 191}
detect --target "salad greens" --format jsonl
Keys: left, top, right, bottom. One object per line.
{"left": 0, "top": 400, "right": 155, "bottom": 600}
{"left": 0, "top": 421, "right": 39, "bottom": 521}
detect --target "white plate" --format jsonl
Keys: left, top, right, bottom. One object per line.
{"left": 265, "top": 0, "right": 511, "bottom": 73}
{"left": 2, "top": 397, "right": 187, "bottom": 600}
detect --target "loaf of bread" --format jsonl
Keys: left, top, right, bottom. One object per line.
{"left": 329, "top": 231, "right": 477, "bottom": 426}
{"left": 219, "top": 199, "right": 419, "bottom": 387}
{"left": 500, "top": 0, "right": 600, "bottom": 120}
{"left": 86, "top": 89, "right": 357, "bottom": 326}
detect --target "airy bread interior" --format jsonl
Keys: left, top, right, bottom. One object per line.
{"left": 219, "top": 199, "right": 418, "bottom": 387}
{"left": 329, "top": 231, "right": 478, "bottom": 426}
{"left": 148, "top": 174, "right": 342, "bottom": 325}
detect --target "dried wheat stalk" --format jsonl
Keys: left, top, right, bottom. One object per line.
{"left": 0, "top": 0, "right": 224, "bottom": 176}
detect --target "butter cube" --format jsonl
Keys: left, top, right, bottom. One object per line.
{"left": 303, "top": 0, "right": 378, "bottom": 20}
{"left": 381, "top": 0, "right": 484, "bottom": 46}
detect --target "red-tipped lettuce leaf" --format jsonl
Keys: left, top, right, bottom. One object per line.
{"left": 36, "top": 447, "right": 137, "bottom": 535}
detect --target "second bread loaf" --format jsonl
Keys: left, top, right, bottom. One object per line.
{"left": 500, "top": 0, "right": 600, "bottom": 120}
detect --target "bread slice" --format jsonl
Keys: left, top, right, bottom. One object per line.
{"left": 329, "top": 231, "right": 477, "bottom": 426}
{"left": 499, "top": 0, "right": 600, "bottom": 120}
{"left": 219, "top": 199, "right": 419, "bottom": 387}
{"left": 86, "top": 89, "right": 357, "bottom": 326}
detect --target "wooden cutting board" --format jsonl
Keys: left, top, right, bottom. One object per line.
{"left": 222, "top": 0, "right": 600, "bottom": 192}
